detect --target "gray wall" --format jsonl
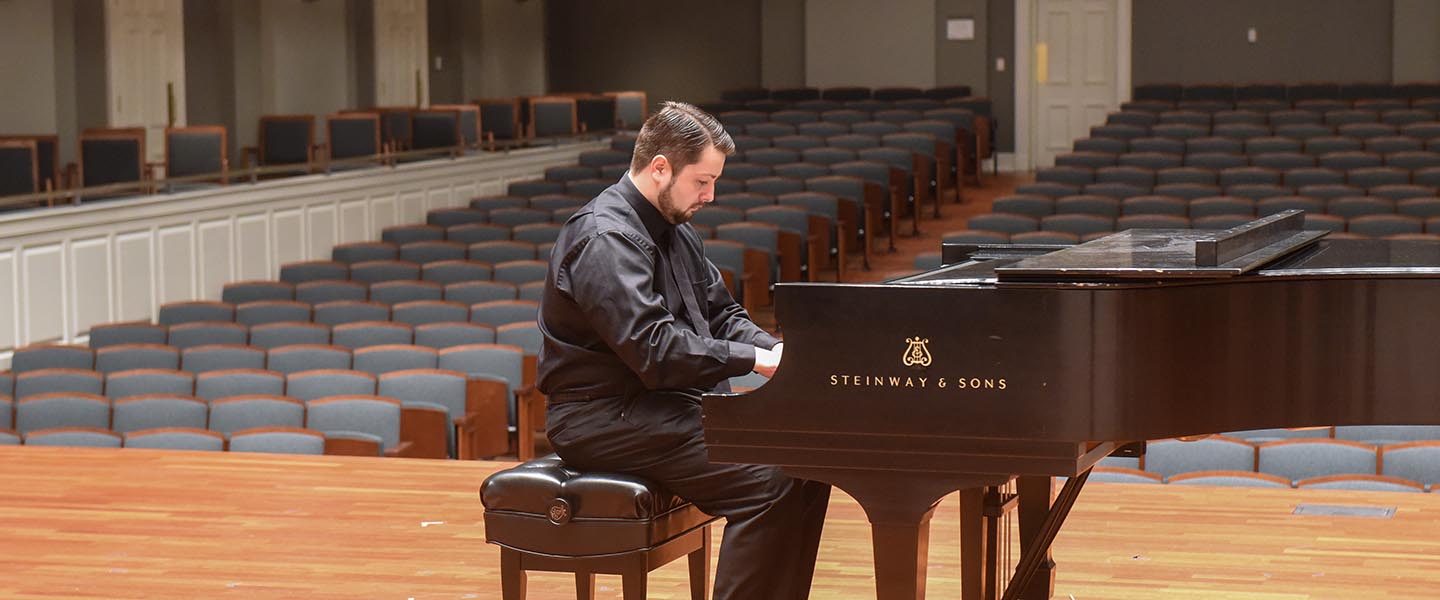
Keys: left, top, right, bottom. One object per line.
{"left": 428, "top": 0, "right": 464, "bottom": 104}
{"left": 986, "top": 0, "right": 1014, "bottom": 151}
{"left": 545, "top": 0, "right": 763, "bottom": 105}
{"left": 806, "top": 0, "right": 936, "bottom": 89}
{"left": 936, "top": 0, "right": 989, "bottom": 92}
{"left": 1393, "top": 0, "right": 1440, "bottom": 82}
{"left": 1133, "top": 0, "right": 1393, "bottom": 84}
{"left": 761, "top": 0, "right": 806, "bottom": 88}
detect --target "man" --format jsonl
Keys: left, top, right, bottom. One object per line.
{"left": 537, "top": 101, "right": 831, "bottom": 599}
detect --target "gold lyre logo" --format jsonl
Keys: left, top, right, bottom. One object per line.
{"left": 902, "top": 337, "right": 932, "bottom": 368}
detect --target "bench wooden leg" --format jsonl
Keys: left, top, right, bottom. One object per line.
{"left": 622, "top": 568, "right": 648, "bottom": 600}
{"left": 500, "top": 548, "right": 527, "bottom": 600}
{"left": 688, "top": 523, "right": 712, "bottom": 600}
{"left": 576, "top": 572, "right": 595, "bottom": 600}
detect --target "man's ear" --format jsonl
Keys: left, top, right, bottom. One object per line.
{"left": 649, "top": 154, "right": 669, "bottom": 179}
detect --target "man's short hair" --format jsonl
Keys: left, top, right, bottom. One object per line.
{"left": 629, "top": 101, "right": 736, "bottom": 174}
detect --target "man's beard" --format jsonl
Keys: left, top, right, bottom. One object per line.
{"left": 656, "top": 178, "right": 692, "bottom": 224}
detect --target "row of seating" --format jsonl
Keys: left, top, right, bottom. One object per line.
{"left": 706, "top": 96, "right": 992, "bottom": 120}
{"left": 1074, "top": 137, "right": 1440, "bottom": 159}
{"left": 86, "top": 321, "right": 529, "bottom": 360}
{"left": 2, "top": 393, "right": 424, "bottom": 457}
{"left": 1107, "top": 108, "right": 1440, "bottom": 128}
{"left": 968, "top": 211, "right": 1439, "bottom": 238}
{"left": 1018, "top": 177, "right": 1440, "bottom": 201}
{"left": 1, "top": 92, "right": 646, "bottom": 206}
{"left": 1057, "top": 150, "right": 1440, "bottom": 171}
{"left": 1090, "top": 121, "right": 1440, "bottom": 142}
{"left": 1093, "top": 436, "right": 1440, "bottom": 492}
{"left": 996, "top": 193, "right": 1440, "bottom": 219}
{"left": 719, "top": 84, "right": 977, "bottom": 103}
{"left": 0, "top": 425, "right": 333, "bottom": 455}
{"left": 1133, "top": 81, "right": 1440, "bottom": 104}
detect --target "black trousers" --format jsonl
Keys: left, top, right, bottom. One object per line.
{"left": 547, "top": 390, "right": 831, "bottom": 600}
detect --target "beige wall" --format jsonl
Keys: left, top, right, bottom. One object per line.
{"left": 465, "top": 0, "right": 546, "bottom": 100}
{"left": 260, "top": 0, "right": 353, "bottom": 119}
{"left": 805, "top": 0, "right": 936, "bottom": 89}
{"left": 0, "top": 1, "right": 60, "bottom": 136}
{"left": 1393, "top": 0, "right": 1440, "bottom": 82}
{"left": 762, "top": 0, "right": 806, "bottom": 88}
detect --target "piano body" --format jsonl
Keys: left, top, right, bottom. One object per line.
{"left": 701, "top": 212, "right": 1440, "bottom": 599}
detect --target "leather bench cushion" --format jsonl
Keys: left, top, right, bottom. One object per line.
{"left": 481, "top": 455, "right": 687, "bottom": 519}
{"left": 481, "top": 455, "right": 715, "bottom": 557}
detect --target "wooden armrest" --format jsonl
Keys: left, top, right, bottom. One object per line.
{"left": 456, "top": 376, "right": 510, "bottom": 460}
{"left": 383, "top": 440, "right": 417, "bottom": 458}
{"left": 514, "top": 386, "right": 547, "bottom": 461}
{"left": 325, "top": 436, "right": 381, "bottom": 456}
{"left": 741, "top": 247, "right": 771, "bottom": 308}
{"left": 775, "top": 229, "right": 804, "bottom": 283}
{"left": 397, "top": 405, "right": 449, "bottom": 459}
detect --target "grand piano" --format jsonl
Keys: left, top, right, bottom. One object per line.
{"left": 702, "top": 211, "right": 1440, "bottom": 599}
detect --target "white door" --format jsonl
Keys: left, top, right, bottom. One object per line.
{"left": 374, "top": 0, "right": 429, "bottom": 107}
{"left": 1031, "top": 0, "right": 1122, "bottom": 168}
{"left": 106, "top": 0, "right": 186, "bottom": 163}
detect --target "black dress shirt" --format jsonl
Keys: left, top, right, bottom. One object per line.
{"left": 537, "top": 174, "right": 780, "bottom": 400}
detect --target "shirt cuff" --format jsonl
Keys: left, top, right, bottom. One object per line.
{"left": 753, "top": 332, "right": 781, "bottom": 350}
{"left": 724, "top": 340, "right": 758, "bottom": 377}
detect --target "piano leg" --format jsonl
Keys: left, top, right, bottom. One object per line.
{"left": 804, "top": 470, "right": 968, "bottom": 600}
{"left": 999, "top": 469, "right": 1091, "bottom": 600}
{"left": 1015, "top": 476, "right": 1056, "bottom": 600}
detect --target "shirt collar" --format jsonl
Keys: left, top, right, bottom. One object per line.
{"left": 619, "top": 173, "right": 674, "bottom": 243}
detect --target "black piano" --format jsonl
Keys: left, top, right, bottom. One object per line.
{"left": 702, "top": 211, "right": 1440, "bottom": 599}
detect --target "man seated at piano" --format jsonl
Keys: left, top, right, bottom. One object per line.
{"left": 535, "top": 101, "right": 833, "bottom": 600}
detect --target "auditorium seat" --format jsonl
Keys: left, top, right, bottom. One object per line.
{"left": 14, "top": 369, "right": 104, "bottom": 399}
{"left": 399, "top": 241, "right": 467, "bottom": 265}
{"left": 265, "top": 345, "right": 352, "bottom": 375}
{"left": 306, "top": 395, "right": 404, "bottom": 454}
{"left": 124, "top": 428, "right": 226, "bottom": 451}
{"left": 111, "top": 395, "right": 209, "bottom": 433}
{"left": 414, "top": 322, "right": 495, "bottom": 350}
{"left": 235, "top": 301, "right": 312, "bottom": 327}
{"left": 378, "top": 369, "right": 469, "bottom": 457}
{"left": 1142, "top": 437, "right": 1256, "bottom": 480}
{"left": 352, "top": 345, "right": 439, "bottom": 376}
{"left": 368, "top": 280, "right": 444, "bottom": 305}
{"left": 226, "top": 426, "right": 326, "bottom": 454}
{"left": 249, "top": 322, "right": 330, "bottom": 349}
{"left": 88, "top": 322, "right": 168, "bottom": 349}
{"left": 222, "top": 281, "right": 295, "bottom": 305}
{"left": 440, "top": 280, "right": 517, "bottom": 307}
{"left": 280, "top": 261, "right": 349, "bottom": 285}
{"left": 1088, "top": 467, "right": 1163, "bottom": 484}
{"left": 390, "top": 300, "right": 469, "bottom": 328}
{"left": 163, "top": 126, "right": 229, "bottom": 191}
{"left": 285, "top": 370, "right": 377, "bottom": 403}
{"left": 194, "top": 369, "right": 285, "bottom": 402}
{"left": 158, "top": 302, "right": 235, "bottom": 327}
{"left": 250, "top": 115, "right": 316, "bottom": 174}
{"left": 1166, "top": 471, "right": 1290, "bottom": 488}
{"left": 492, "top": 260, "right": 548, "bottom": 286}
{"left": 96, "top": 345, "right": 181, "bottom": 374}
{"left": 24, "top": 427, "right": 122, "bottom": 448}
{"left": 15, "top": 393, "right": 110, "bottom": 435}
{"left": 181, "top": 345, "right": 266, "bottom": 374}
{"left": 1294, "top": 474, "right": 1424, "bottom": 492}
{"left": 331, "top": 321, "right": 413, "bottom": 349}
{"left": 11, "top": 344, "right": 94, "bottom": 374}
{"left": 1257, "top": 439, "right": 1378, "bottom": 485}
{"left": 207, "top": 397, "right": 305, "bottom": 437}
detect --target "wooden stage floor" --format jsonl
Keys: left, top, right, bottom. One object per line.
{"left": 3, "top": 446, "right": 1439, "bottom": 599}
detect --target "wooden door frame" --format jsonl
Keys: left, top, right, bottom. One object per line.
{"left": 1014, "top": 0, "right": 1131, "bottom": 170}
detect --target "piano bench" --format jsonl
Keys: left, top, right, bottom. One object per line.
{"left": 480, "top": 455, "right": 717, "bottom": 600}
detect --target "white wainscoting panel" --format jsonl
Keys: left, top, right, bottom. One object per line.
{"left": 338, "top": 199, "right": 369, "bottom": 245}
{"left": 157, "top": 225, "right": 196, "bottom": 306}
{"left": 22, "top": 244, "right": 66, "bottom": 344}
{"left": 272, "top": 208, "right": 307, "bottom": 269}
{"left": 236, "top": 213, "right": 271, "bottom": 282}
{"left": 197, "top": 219, "right": 234, "bottom": 301}
{"left": 0, "top": 142, "right": 603, "bottom": 367}
{"left": 0, "top": 250, "right": 16, "bottom": 351}
{"left": 306, "top": 204, "right": 338, "bottom": 262}
{"left": 115, "top": 231, "right": 155, "bottom": 322}
{"left": 70, "top": 236, "right": 114, "bottom": 336}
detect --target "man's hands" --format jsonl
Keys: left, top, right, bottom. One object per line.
{"left": 753, "top": 342, "right": 784, "bottom": 378}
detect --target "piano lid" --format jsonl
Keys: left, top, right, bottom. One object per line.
{"left": 995, "top": 210, "right": 1325, "bottom": 282}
